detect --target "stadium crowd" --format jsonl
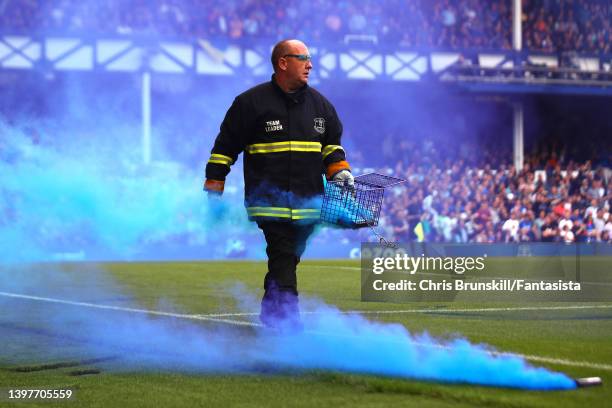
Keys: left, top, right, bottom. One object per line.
{"left": 0, "top": 0, "right": 609, "bottom": 54}
{"left": 377, "top": 142, "right": 611, "bottom": 244}
{"left": 523, "top": 0, "right": 610, "bottom": 54}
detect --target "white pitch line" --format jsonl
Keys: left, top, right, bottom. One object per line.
{"left": 197, "top": 312, "right": 260, "bottom": 317}
{"left": 1, "top": 291, "right": 611, "bottom": 372}
{"left": 495, "top": 352, "right": 612, "bottom": 372}
{"left": 340, "top": 304, "right": 612, "bottom": 315}
{"left": 0, "top": 291, "right": 259, "bottom": 328}
{"left": 195, "top": 304, "right": 612, "bottom": 318}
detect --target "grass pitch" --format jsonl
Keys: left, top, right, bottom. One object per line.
{"left": 0, "top": 259, "right": 610, "bottom": 407}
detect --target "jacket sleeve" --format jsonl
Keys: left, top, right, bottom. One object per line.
{"left": 205, "top": 96, "right": 250, "bottom": 184}
{"left": 321, "top": 100, "right": 351, "bottom": 179}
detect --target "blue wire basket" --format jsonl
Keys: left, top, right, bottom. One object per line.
{"left": 320, "top": 173, "right": 406, "bottom": 228}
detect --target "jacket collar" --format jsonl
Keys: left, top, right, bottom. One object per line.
{"left": 271, "top": 74, "right": 308, "bottom": 104}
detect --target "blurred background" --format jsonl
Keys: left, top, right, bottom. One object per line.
{"left": 0, "top": 0, "right": 610, "bottom": 261}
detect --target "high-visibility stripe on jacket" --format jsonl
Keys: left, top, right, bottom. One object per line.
{"left": 207, "top": 153, "right": 234, "bottom": 167}
{"left": 245, "top": 141, "right": 322, "bottom": 154}
{"left": 322, "top": 145, "right": 344, "bottom": 159}
{"left": 246, "top": 207, "right": 321, "bottom": 220}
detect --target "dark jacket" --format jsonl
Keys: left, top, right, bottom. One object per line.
{"left": 205, "top": 76, "right": 349, "bottom": 222}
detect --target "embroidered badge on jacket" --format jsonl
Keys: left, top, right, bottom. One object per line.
{"left": 314, "top": 117, "right": 325, "bottom": 134}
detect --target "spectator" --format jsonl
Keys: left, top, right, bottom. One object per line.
{"left": 502, "top": 211, "right": 520, "bottom": 242}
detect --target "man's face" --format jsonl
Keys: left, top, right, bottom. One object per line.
{"left": 280, "top": 41, "right": 313, "bottom": 89}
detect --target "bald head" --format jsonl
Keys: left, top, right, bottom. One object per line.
{"left": 271, "top": 39, "right": 307, "bottom": 72}
{"left": 270, "top": 39, "right": 312, "bottom": 92}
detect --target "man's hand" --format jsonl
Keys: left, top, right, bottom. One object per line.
{"left": 204, "top": 179, "right": 227, "bottom": 219}
{"left": 332, "top": 169, "right": 354, "bottom": 187}
{"left": 204, "top": 179, "right": 225, "bottom": 196}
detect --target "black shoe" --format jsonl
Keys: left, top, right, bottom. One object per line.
{"left": 260, "top": 290, "right": 304, "bottom": 334}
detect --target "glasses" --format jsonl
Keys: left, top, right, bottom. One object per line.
{"left": 283, "top": 54, "right": 312, "bottom": 62}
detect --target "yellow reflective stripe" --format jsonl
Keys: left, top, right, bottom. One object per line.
{"left": 292, "top": 208, "right": 320, "bottom": 220}
{"left": 211, "top": 154, "right": 234, "bottom": 163}
{"left": 209, "top": 160, "right": 229, "bottom": 165}
{"left": 247, "top": 207, "right": 291, "bottom": 214}
{"left": 247, "top": 207, "right": 320, "bottom": 219}
{"left": 246, "top": 207, "right": 291, "bottom": 218}
{"left": 245, "top": 143, "right": 321, "bottom": 154}
{"left": 292, "top": 215, "right": 321, "bottom": 220}
{"left": 322, "top": 145, "right": 344, "bottom": 159}
{"left": 249, "top": 212, "right": 292, "bottom": 218}
{"left": 245, "top": 141, "right": 322, "bottom": 154}
{"left": 208, "top": 153, "right": 234, "bottom": 167}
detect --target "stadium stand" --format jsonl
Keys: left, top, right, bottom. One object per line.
{"left": 0, "top": 0, "right": 608, "bottom": 54}
{"left": 375, "top": 138, "right": 611, "bottom": 243}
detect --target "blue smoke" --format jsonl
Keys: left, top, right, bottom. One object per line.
{"left": 0, "top": 271, "right": 575, "bottom": 390}
{"left": 0, "top": 119, "right": 254, "bottom": 262}
{"left": 267, "top": 300, "right": 576, "bottom": 390}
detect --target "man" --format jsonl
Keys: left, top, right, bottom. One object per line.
{"left": 203, "top": 39, "right": 353, "bottom": 330}
{"left": 501, "top": 211, "right": 520, "bottom": 242}
{"left": 540, "top": 213, "right": 558, "bottom": 242}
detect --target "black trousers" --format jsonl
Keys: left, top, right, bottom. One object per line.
{"left": 257, "top": 221, "right": 315, "bottom": 297}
